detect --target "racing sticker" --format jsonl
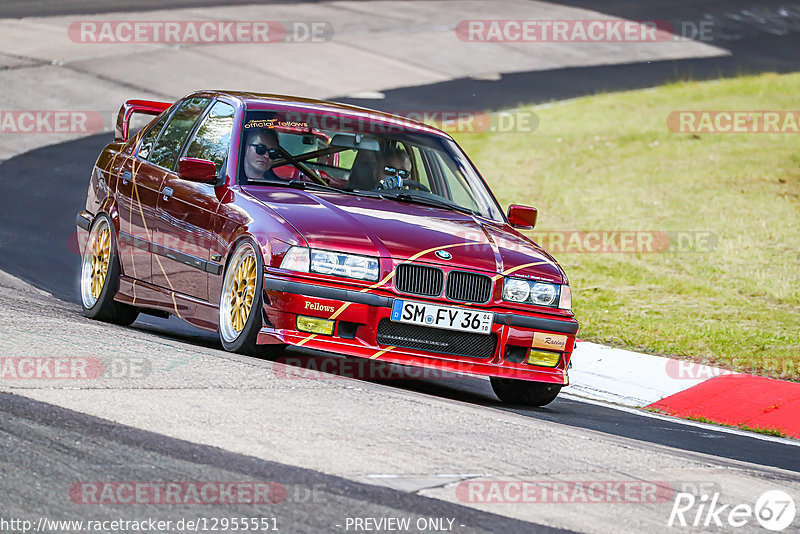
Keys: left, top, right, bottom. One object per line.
{"left": 532, "top": 332, "right": 567, "bottom": 351}
{"left": 245, "top": 118, "right": 308, "bottom": 129}
{"left": 304, "top": 300, "right": 336, "bottom": 314}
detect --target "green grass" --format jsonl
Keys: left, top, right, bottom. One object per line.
{"left": 684, "top": 414, "right": 788, "bottom": 438}
{"left": 643, "top": 408, "right": 790, "bottom": 438}
{"left": 451, "top": 72, "right": 800, "bottom": 381}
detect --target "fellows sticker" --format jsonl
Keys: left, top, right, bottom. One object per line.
{"left": 533, "top": 332, "right": 567, "bottom": 351}
{"left": 244, "top": 118, "right": 309, "bottom": 129}
{"left": 304, "top": 301, "right": 335, "bottom": 314}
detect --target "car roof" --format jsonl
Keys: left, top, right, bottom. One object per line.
{"left": 194, "top": 90, "right": 452, "bottom": 139}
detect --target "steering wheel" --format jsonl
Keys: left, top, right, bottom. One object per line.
{"left": 402, "top": 180, "right": 430, "bottom": 192}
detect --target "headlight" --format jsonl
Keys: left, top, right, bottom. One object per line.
{"left": 529, "top": 282, "right": 557, "bottom": 306}
{"left": 281, "top": 246, "right": 379, "bottom": 282}
{"left": 343, "top": 254, "right": 371, "bottom": 279}
{"left": 503, "top": 278, "right": 530, "bottom": 302}
{"left": 311, "top": 250, "right": 379, "bottom": 281}
{"left": 502, "top": 277, "right": 569, "bottom": 309}
{"left": 311, "top": 250, "right": 338, "bottom": 275}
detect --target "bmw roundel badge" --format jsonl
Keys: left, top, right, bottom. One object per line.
{"left": 435, "top": 250, "right": 452, "bottom": 260}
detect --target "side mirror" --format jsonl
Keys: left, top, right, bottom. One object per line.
{"left": 507, "top": 204, "right": 537, "bottom": 229}
{"left": 177, "top": 157, "right": 217, "bottom": 183}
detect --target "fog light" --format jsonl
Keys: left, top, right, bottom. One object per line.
{"left": 297, "top": 316, "right": 334, "bottom": 335}
{"left": 527, "top": 349, "right": 561, "bottom": 367}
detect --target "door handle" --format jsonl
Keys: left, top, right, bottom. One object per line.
{"left": 121, "top": 171, "right": 132, "bottom": 185}
{"left": 162, "top": 186, "right": 174, "bottom": 201}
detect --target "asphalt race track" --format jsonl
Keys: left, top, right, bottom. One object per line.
{"left": 4, "top": 0, "right": 800, "bottom": 111}
{"left": 339, "top": 0, "right": 800, "bottom": 111}
{"left": 1, "top": 132, "right": 799, "bottom": 476}
{"left": 5, "top": 0, "right": 800, "bottom": 300}
{"left": 0, "top": 0, "right": 327, "bottom": 18}
{"left": 1, "top": 393, "right": 563, "bottom": 534}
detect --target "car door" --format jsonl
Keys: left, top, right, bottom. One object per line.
{"left": 151, "top": 98, "right": 235, "bottom": 301}
{"left": 116, "top": 112, "right": 170, "bottom": 284}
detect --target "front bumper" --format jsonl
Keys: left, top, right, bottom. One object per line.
{"left": 259, "top": 275, "right": 579, "bottom": 384}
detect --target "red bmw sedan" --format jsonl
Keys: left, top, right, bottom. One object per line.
{"left": 76, "top": 91, "right": 579, "bottom": 406}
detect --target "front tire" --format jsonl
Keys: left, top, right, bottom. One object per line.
{"left": 80, "top": 214, "right": 139, "bottom": 326}
{"left": 219, "top": 239, "right": 264, "bottom": 355}
{"left": 490, "top": 377, "right": 561, "bottom": 406}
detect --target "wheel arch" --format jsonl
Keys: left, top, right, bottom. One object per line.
{"left": 212, "top": 231, "right": 270, "bottom": 308}
{"left": 95, "top": 196, "right": 121, "bottom": 234}
{"left": 223, "top": 232, "right": 269, "bottom": 273}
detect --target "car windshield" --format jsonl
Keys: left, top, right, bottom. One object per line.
{"left": 238, "top": 109, "right": 504, "bottom": 221}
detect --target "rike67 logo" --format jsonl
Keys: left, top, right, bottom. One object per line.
{"left": 668, "top": 490, "right": 796, "bottom": 531}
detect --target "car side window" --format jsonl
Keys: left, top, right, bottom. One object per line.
{"left": 150, "top": 97, "right": 211, "bottom": 170}
{"left": 183, "top": 101, "right": 236, "bottom": 173}
{"left": 137, "top": 114, "right": 168, "bottom": 160}
{"left": 409, "top": 146, "right": 432, "bottom": 190}
{"left": 431, "top": 150, "right": 480, "bottom": 210}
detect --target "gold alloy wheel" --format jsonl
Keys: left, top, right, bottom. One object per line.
{"left": 229, "top": 254, "right": 256, "bottom": 333}
{"left": 219, "top": 241, "right": 262, "bottom": 345}
{"left": 90, "top": 226, "right": 111, "bottom": 299}
{"left": 81, "top": 217, "right": 113, "bottom": 310}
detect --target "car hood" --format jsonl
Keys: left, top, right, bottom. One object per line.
{"left": 243, "top": 187, "right": 565, "bottom": 283}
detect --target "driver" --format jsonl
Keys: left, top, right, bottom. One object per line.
{"left": 374, "top": 146, "right": 412, "bottom": 190}
{"left": 243, "top": 128, "right": 281, "bottom": 181}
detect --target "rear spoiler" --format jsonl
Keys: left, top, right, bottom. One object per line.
{"left": 115, "top": 99, "right": 171, "bottom": 142}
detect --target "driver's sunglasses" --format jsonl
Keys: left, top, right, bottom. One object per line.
{"left": 383, "top": 166, "right": 411, "bottom": 179}
{"left": 249, "top": 143, "right": 280, "bottom": 158}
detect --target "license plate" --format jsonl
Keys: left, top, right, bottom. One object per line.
{"left": 390, "top": 299, "right": 493, "bottom": 334}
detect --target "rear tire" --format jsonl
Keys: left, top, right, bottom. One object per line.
{"left": 80, "top": 214, "right": 139, "bottom": 326}
{"left": 219, "top": 239, "right": 265, "bottom": 355}
{"left": 490, "top": 377, "right": 561, "bottom": 406}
